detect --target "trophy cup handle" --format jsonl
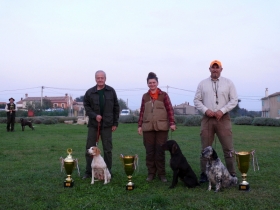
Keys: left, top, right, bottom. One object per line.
{"left": 60, "top": 157, "right": 64, "bottom": 173}
{"left": 120, "top": 154, "right": 124, "bottom": 166}
{"left": 74, "top": 158, "right": 80, "bottom": 176}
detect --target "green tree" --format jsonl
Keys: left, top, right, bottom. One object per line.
{"left": 230, "top": 99, "right": 241, "bottom": 117}
{"left": 75, "top": 96, "right": 84, "bottom": 102}
{"left": 118, "top": 98, "right": 128, "bottom": 111}
{"left": 42, "top": 98, "right": 52, "bottom": 109}
{"left": 0, "top": 104, "right": 5, "bottom": 109}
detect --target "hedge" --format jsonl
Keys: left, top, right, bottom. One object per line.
{"left": 234, "top": 116, "right": 253, "bottom": 125}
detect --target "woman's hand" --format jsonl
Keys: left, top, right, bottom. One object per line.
{"left": 170, "top": 125, "right": 176, "bottom": 131}
{"left": 138, "top": 127, "right": 142, "bottom": 135}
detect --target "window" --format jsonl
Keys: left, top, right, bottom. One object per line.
{"left": 262, "top": 100, "right": 264, "bottom": 106}
{"left": 277, "top": 96, "right": 280, "bottom": 102}
{"left": 278, "top": 110, "right": 280, "bottom": 116}
{"left": 61, "top": 103, "right": 65, "bottom": 108}
{"left": 53, "top": 103, "right": 58, "bottom": 108}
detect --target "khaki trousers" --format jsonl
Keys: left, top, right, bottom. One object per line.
{"left": 200, "top": 113, "right": 236, "bottom": 175}
{"left": 143, "top": 130, "right": 168, "bottom": 176}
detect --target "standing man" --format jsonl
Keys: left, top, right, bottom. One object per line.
{"left": 194, "top": 60, "right": 238, "bottom": 183}
{"left": 5, "top": 97, "right": 17, "bottom": 132}
{"left": 82, "top": 70, "right": 119, "bottom": 179}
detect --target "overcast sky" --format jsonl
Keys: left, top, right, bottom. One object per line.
{"left": 1, "top": 0, "right": 279, "bottom": 111}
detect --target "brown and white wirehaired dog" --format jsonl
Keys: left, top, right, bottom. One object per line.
{"left": 87, "top": 146, "right": 111, "bottom": 185}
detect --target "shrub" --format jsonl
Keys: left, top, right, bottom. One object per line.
{"left": 234, "top": 116, "right": 253, "bottom": 125}
{"left": 33, "top": 119, "right": 42, "bottom": 124}
{"left": 119, "top": 115, "right": 139, "bottom": 123}
{"left": 42, "top": 119, "right": 56, "bottom": 125}
{"left": 174, "top": 115, "right": 187, "bottom": 124}
{"left": 0, "top": 117, "right": 7, "bottom": 123}
{"left": 183, "top": 115, "right": 202, "bottom": 126}
{"left": 252, "top": 117, "right": 280, "bottom": 126}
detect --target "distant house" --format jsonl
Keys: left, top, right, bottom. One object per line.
{"left": 261, "top": 88, "right": 280, "bottom": 118}
{"left": 173, "top": 102, "right": 198, "bottom": 115}
{"left": 16, "top": 93, "right": 73, "bottom": 109}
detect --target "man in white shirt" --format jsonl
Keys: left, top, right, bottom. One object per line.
{"left": 194, "top": 60, "right": 238, "bottom": 183}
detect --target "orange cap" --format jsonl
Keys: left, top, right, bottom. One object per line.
{"left": 210, "top": 60, "right": 222, "bottom": 68}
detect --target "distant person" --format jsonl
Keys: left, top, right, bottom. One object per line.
{"left": 193, "top": 60, "right": 238, "bottom": 183}
{"left": 138, "top": 72, "right": 176, "bottom": 182}
{"left": 82, "top": 70, "right": 120, "bottom": 179}
{"left": 5, "top": 97, "right": 17, "bottom": 132}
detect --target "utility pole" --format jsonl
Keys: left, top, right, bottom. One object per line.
{"left": 167, "top": 85, "right": 169, "bottom": 94}
{"left": 41, "top": 86, "right": 44, "bottom": 108}
{"left": 127, "top": 98, "right": 128, "bottom": 108}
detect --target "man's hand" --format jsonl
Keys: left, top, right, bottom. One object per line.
{"left": 112, "top": 126, "right": 117, "bottom": 132}
{"left": 138, "top": 127, "right": 142, "bottom": 135}
{"left": 170, "top": 125, "right": 176, "bottom": 131}
{"left": 205, "top": 109, "right": 215, "bottom": 117}
{"left": 96, "top": 115, "right": 102, "bottom": 122}
{"left": 214, "top": 110, "right": 224, "bottom": 121}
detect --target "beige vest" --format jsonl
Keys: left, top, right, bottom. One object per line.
{"left": 142, "top": 93, "right": 169, "bottom": 132}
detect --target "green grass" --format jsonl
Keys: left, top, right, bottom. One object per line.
{"left": 0, "top": 123, "right": 280, "bottom": 210}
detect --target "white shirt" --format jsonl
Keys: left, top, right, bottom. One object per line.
{"left": 5, "top": 103, "right": 18, "bottom": 112}
{"left": 193, "top": 76, "right": 238, "bottom": 114}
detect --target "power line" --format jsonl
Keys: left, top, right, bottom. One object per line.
{"left": 0, "top": 87, "right": 41, "bottom": 92}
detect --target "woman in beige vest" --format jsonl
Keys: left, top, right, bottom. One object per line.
{"left": 138, "top": 72, "right": 176, "bottom": 182}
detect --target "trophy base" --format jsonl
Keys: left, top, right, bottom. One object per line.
{"left": 239, "top": 183, "right": 250, "bottom": 191}
{"left": 64, "top": 181, "right": 74, "bottom": 188}
{"left": 126, "top": 183, "right": 134, "bottom": 191}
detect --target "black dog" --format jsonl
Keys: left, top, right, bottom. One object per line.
{"left": 162, "top": 140, "right": 199, "bottom": 189}
{"left": 20, "top": 118, "right": 34, "bottom": 131}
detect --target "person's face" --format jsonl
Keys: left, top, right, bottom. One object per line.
{"left": 95, "top": 72, "right": 106, "bottom": 87}
{"left": 147, "top": 79, "right": 158, "bottom": 91}
{"left": 209, "top": 64, "right": 223, "bottom": 80}
{"left": 9, "top": 99, "right": 14, "bottom": 103}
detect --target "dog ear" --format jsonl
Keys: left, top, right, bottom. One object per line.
{"left": 212, "top": 148, "right": 218, "bottom": 160}
{"left": 172, "top": 144, "right": 178, "bottom": 154}
{"left": 96, "top": 147, "right": 101, "bottom": 155}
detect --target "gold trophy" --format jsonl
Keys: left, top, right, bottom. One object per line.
{"left": 235, "top": 150, "right": 259, "bottom": 191}
{"left": 60, "top": 148, "right": 80, "bottom": 188}
{"left": 120, "top": 154, "right": 138, "bottom": 190}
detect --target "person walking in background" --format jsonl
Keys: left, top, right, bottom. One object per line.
{"left": 193, "top": 60, "right": 238, "bottom": 183}
{"left": 82, "top": 70, "right": 120, "bottom": 179}
{"left": 138, "top": 72, "right": 176, "bottom": 182}
{"left": 5, "top": 97, "right": 17, "bottom": 132}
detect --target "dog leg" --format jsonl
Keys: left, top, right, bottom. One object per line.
{"left": 169, "top": 170, "right": 179, "bottom": 189}
{"left": 91, "top": 168, "right": 95, "bottom": 184}
{"left": 215, "top": 175, "right": 222, "bottom": 192}
{"left": 208, "top": 181, "right": 212, "bottom": 191}
{"left": 103, "top": 168, "right": 108, "bottom": 184}
{"left": 22, "top": 126, "right": 24, "bottom": 131}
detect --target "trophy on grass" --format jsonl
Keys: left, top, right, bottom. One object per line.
{"left": 120, "top": 154, "right": 138, "bottom": 190}
{"left": 60, "top": 148, "right": 80, "bottom": 188}
{"left": 235, "top": 150, "right": 259, "bottom": 191}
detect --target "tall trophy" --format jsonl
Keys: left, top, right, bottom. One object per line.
{"left": 60, "top": 148, "right": 80, "bottom": 188}
{"left": 235, "top": 150, "right": 259, "bottom": 191}
{"left": 120, "top": 154, "right": 138, "bottom": 190}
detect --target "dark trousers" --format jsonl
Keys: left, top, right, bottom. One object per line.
{"left": 7, "top": 113, "right": 15, "bottom": 131}
{"left": 143, "top": 130, "right": 168, "bottom": 176}
{"left": 85, "top": 126, "right": 113, "bottom": 175}
{"left": 200, "top": 113, "right": 236, "bottom": 175}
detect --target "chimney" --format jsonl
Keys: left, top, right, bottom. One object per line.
{"left": 65, "top": 93, "right": 68, "bottom": 97}
{"left": 21, "top": 97, "right": 23, "bottom": 100}
{"left": 265, "top": 88, "right": 268, "bottom": 97}
{"left": 25, "top": 93, "right": 28, "bottom": 98}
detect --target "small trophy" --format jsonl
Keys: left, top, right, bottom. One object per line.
{"left": 60, "top": 148, "right": 80, "bottom": 188}
{"left": 120, "top": 154, "right": 138, "bottom": 190}
{"left": 235, "top": 150, "right": 259, "bottom": 191}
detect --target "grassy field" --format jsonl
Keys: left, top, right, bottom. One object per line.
{"left": 0, "top": 123, "right": 279, "bottom": 210}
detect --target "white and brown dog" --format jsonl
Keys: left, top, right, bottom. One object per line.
{"left": 87, "top": 146, "right": 111, "bottom": 185}
{"left": 201, "top": 146, "right": 238, "bottom": 192}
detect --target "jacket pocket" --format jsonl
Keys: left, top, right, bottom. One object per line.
{"left": 156, "top": 120, "right": 169, "bottom": 131}
{"left": 142, "top": 121, "right": 154, "bottom": 132}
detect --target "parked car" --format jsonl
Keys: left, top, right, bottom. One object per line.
{"left": 120, "top": 109, "right": 130, "bottom": 116}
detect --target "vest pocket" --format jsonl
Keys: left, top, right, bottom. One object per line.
{"left": 156, "top": 120, "right": 169, "bottom": 131}
{"left": 142, "top": 121, "right": 154, "bottom": 132}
